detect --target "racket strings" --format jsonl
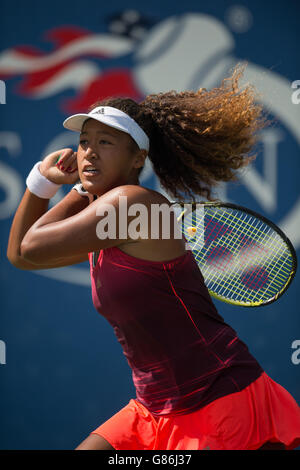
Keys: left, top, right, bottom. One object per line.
{"left": 200, "top": 222, "right": 269, "bottom": 303}
{"left": 204, "top": 210, "right": 293, "bottom": 282}
{"left": 181, "top": 207, "right": 293, "bottom": 304}
{"left": 204, "top": 208, "right": 290, "bottom": 264}
{"left": 202, "top": 226, "right": 290, "bottom": 301}
{"left": 202, "top": 211, "right": 292, "bottom": 300}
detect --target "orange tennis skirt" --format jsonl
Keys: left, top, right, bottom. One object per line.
{"left": 91, "top": 372, "right": 300, "bottom": 450}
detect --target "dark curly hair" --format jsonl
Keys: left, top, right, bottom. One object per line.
{"left": 88, "top": 63, "right": 267, "bottom": 201}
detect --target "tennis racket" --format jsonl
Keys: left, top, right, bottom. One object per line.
{"left": 173, "top": 201, "right": 297, "bottom": 307}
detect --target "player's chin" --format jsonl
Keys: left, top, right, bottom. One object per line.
{"left": 80, "top": 176, "right": 105, "bottom": 197}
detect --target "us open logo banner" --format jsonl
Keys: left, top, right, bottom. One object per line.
{"left": 1, "top": 9, "right": 299, "bottom": 286}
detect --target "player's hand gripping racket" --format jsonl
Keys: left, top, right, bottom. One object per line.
{"left": 175, "top": 202, "right": 297, "bottom": 307}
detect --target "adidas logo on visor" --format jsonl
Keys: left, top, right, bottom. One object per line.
{"left": 92, "top": 108, "right": 105, "bottom": 114}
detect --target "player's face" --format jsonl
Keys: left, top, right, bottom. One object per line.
{"left": 77, "top": 119, "right": 145, "bottom": 196}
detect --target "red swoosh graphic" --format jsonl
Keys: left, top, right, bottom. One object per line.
{"left": 16, "top": 60, "right": 74, "bottom": 94}
{"left": 62, "top": 68, "right": 144, "bottom": 113}
{"left": 44, "top": 25, "right": 91, "bottom": 48}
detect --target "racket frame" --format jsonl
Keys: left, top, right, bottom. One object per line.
{"left": 173, "top": 201, "right": 297, "bottom": 307}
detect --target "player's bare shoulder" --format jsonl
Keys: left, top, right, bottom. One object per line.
{"left": 105, "top": 184, "right": 172, "bottom": 208}
{"left": 114, "top": 184, "right": 185, "bottom": 259}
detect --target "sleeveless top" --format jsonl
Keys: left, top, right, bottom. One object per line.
{"left": 89, "top": 246, "right": 263, "bottom": 416}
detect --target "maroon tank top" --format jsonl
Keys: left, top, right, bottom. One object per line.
{"left": 89, "top": 246, "right": 263, "bottom": 416}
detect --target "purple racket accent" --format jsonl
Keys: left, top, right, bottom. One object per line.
{"left": 204, "top": 217, "right": 232, "bottom": 247}
{"left": 241, "top": 267, "right": 269, "bottom": 290}
{"left": 206, "top": 246, "right": 233, "bottom": 270}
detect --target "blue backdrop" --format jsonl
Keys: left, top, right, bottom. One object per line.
{"left": 0, "top": 0, "right": 299, "bottom": 450}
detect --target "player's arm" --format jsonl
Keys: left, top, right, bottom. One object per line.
{"left": 7, "top": 148, "right": 90, "bottom": 270}
{"left": 7, "top": 188, "right": 90, "bottom": 270}
{"left": 18, "top": 185, "right": 143, "bottom": 266}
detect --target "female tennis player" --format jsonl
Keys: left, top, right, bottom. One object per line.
{"left": 7, "top": 65, "right": 300, "bottom": 450}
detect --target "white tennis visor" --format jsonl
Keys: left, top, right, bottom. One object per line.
{"left": 63, "top": 106, "right": 149, "bottom": 152}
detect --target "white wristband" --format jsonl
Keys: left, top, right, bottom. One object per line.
{"left": 72, "top": 183, "right": 95, "bottom": 203}
{"left": 26, "top": 161, "right": 62, "bottom": 199}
